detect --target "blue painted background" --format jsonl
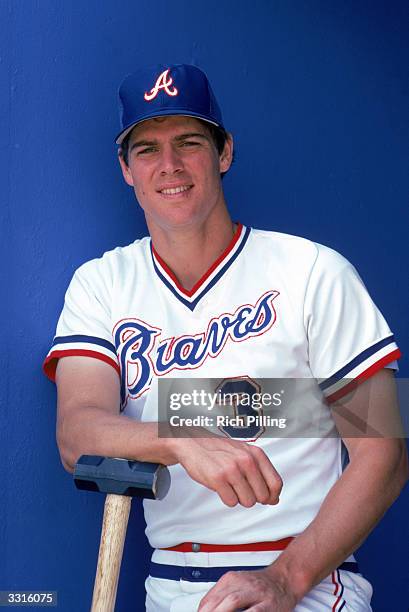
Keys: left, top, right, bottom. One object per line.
{"left": 2, "top": 1, "right": 408, "bottom": 610}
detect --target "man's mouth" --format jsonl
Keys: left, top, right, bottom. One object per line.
{"left": 159, "top": 185, "right": 193, "bottom": 195}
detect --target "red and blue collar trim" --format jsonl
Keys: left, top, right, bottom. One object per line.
{"left": 150, "top": 223, "right": 251, "bottom": 311}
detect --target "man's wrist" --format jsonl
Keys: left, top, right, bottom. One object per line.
{"left": 263, "top": 553, "right": 312, "bottom": 604}
{"left": 159, "top": 425, "right": 210, "bottom": 465}
{"left": 160, "top": 433, "right": 181, "bottom": 464}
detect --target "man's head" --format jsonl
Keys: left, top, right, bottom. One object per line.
{"left": 116, "top": 64, "right": 234, "bottom": 232}
{"left": 116, "top": 64, "right": 232, "bottom": 175}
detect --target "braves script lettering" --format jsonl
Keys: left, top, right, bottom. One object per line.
{"left": 144, "top": 69, "right": 178, "bottom": 101}
{"left": 113, "top": 290, "right": 279, "bottom": 407}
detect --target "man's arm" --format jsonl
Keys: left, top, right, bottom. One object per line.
{"left": 55, "top": 356, "right": 174, "bottom": 471}
{"left": 198, "top": 369, "right": 409, "bottom": 612}
{"left": 56, "top": 356, "right": 282, "bottom": 506}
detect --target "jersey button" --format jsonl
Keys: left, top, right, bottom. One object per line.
{"left": 192, "top": 543, "right": 201, "bottom": 552}
{"left": 191, "top": 569, "right": 202, "bottom": 578}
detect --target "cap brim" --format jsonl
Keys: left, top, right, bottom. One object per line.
{"left": 115, "top": 111, "right": 221, "bottom": 145}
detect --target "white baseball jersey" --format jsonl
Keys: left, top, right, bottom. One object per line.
{"left": 44, "top": 224, "right": 400, "bottom": 549}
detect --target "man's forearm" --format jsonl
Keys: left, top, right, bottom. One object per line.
{"left": 264, "top": 438, "right": 408, "bottom": 602}
{"left": 57, "top": 405, "right": 176, "bottom": 472}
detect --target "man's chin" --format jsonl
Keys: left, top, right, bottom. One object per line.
{"left": 147, "top": 209, "right": 211, "bottom": 233}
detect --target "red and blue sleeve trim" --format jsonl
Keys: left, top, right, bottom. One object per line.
{"left": 319, "top": 335, "right": 401, "bottom": 404}
{"left": 42, "top": 334, "right": 119, "bottom": 382}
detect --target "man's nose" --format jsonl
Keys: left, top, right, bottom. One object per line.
{"left": 159, "top": 145, "right": 184, "bottom": 175}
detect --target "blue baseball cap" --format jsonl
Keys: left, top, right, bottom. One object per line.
{"left": 115, "top": 64, "right": 224, "bottom": 144}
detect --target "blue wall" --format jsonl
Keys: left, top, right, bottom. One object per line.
{"left": 2, "top": 1, "right": 408, "bottom": 610}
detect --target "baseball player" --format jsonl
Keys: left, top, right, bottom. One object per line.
{"left": 44, "top": 64, "right": 408, "bottom": 611}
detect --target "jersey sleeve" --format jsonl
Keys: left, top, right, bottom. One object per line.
{"left": 43, "top": 261, "right": 119, "bottom": 382}
{"left": 304, "top": 244, "right": 401, "bottom": 403}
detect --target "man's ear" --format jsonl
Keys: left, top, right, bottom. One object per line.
{"left": 118, "top": 150, "right": 135, "bottom": 187}
{"left": 219, "top": 133, "right": 234, "bottom": 174}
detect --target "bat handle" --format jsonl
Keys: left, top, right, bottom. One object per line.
{"left": 91, "top": 493, "right": 132, "bottom": 612}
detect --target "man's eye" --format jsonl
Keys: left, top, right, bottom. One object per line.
{"left": 181, "top": 141, "right": 200, "bottom": 147}
{"left": 137, "top": 147, "right": 157, "bottom": 155}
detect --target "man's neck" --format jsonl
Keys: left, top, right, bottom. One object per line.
{"left": 148, "top": 209, "right": 236, "bottom": 292}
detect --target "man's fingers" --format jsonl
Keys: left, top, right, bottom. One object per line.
{"left": 180, "top": 437, "right": 282, "bottom": 508}
{"left": 201, "top": 587, "right": 253, "bottom": 612}
{"left": 251, "top": 446, "right": 283, "bottom": 504}
{"left": 216, "top": 471, "right": 257, "bottom": 508}
{"left": 199, "top": 582, "right": 243, "bottom": 612}
{"left": 228, "top": 471, "right": 258, "bottom": 507}
{"left": 237, "top": 453, "right": 271, "bottom": 505}
{"left": 214, "top": 446, "right": 282, "bottom": 507}
{"left": 215, "top": 591, "right": 250, "bottom": 611}
{"left": 213, "top": 590, "right": 248, "bottom": 611}
{"left": 217, "top": 482, "right": 240, "bottom": 507}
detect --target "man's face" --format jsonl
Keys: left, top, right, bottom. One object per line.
{"left": 118, "top": 116, "right": 233, "bottom": 231}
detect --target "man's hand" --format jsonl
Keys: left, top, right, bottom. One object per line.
{"left": 198, "top": 568, "right": 298, "bottom": 612}
{"left": 168, "top": 434, "right": 283, "bottom": 507}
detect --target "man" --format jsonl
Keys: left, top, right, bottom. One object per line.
{"left": 44, "top": 64, "right": 408, "bottom": 611}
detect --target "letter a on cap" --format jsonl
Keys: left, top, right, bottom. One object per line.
{"left": 144, "top": 69, "right": 178, "bottom": 101}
